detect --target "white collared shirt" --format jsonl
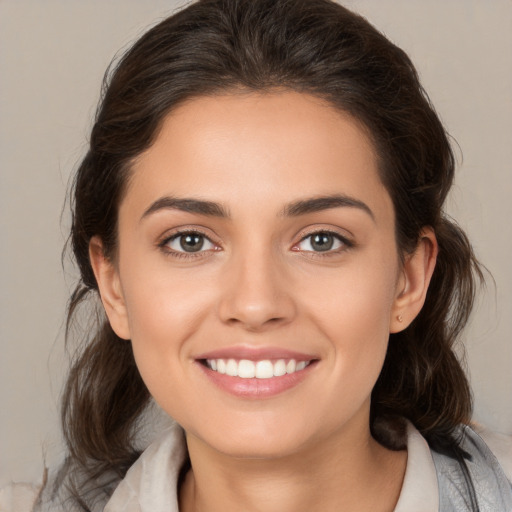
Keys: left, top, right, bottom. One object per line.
{"left": 2, "top": 421, "right": 511, "bottom": 511}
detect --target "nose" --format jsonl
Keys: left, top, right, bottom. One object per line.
{"left": 217, "top": 247, "right": 296, "bottom": 332}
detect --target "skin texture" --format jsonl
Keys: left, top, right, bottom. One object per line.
{"left": 90, "top": 92, "right": 437, "bottom": 511}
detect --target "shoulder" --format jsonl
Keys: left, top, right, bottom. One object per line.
{"left": 0, "top": 482, "right": 41, "bottom": 512}
{"left": 429, "top": 423, "right": 512, "bottom": 511}
{"left": 3, "top": 461, "right": 121, "bottom": 512}
{"left": 470, "top": 422, "right": 512, "bottom": 481}
{"left": 104, "top": 423, "right": 187, "bottom": 512}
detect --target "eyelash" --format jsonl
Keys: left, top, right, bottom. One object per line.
{"left": 158, "top": 229, "right": 219, "bottom": 259}
{"left": 158, "top": 229, "right": 353, "bottom": 259}
{"left": 293, "top": 230, "right": 354, "bottom": 257}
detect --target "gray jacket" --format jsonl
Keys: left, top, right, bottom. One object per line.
{"left": 3, "top": 422, "right": 510, "bottom": 511}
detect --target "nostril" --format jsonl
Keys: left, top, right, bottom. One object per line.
{"left": 217, "top": 274, "right": 297, "bottom": 329}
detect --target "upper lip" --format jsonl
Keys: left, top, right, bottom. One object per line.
{"left": 195, "top": 346, "right": 317, "bottom": 362}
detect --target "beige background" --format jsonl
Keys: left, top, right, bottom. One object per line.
{"left": 1, "top": 0, "right": 511, "bottom": 486}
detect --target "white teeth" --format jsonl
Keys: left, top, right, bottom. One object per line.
{"left": 217, "top": 359, "right": 226, "bottom": 374}
{"left": 296, "top": 361, "right": 307, "bottom": 371}
{"left": 286, "top": 359, "right": 296, "bottom": 374}
{"left": 205, "top": 358, "right": 311, "bottom": 379}
{"left": 238, "top": 359, "right": 255, "bottom": 378}
{"left": 255, "top": 360, "right": 274, "bottom": 379}
{"left": 274, "top": 359, "right": 287, "bottom": 377}
{"left": 226, "top": 359, "right": 238, "bottom": 377}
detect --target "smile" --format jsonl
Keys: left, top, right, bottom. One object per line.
{"left": 205, "top": 358, "right": 311, "bottom": 379}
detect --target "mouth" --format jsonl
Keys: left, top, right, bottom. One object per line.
{"left": 195, "top": 348, "right": 318, "bottom": 398}
{"left": 202, "top": 358, "right": 312, "bottom": 379}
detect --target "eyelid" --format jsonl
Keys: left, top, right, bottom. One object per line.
{"left": 291, "top": 227, "right": 354, "bottom": 254}
{"left": 157, "top": 226, "right": 221, "bottom": 256}
{"left": 156, "top": 225, "right": 353, "bottom": 258}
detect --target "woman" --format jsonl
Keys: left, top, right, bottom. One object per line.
{"left": 3, "top": 0, "right": 511, "bottom": 510}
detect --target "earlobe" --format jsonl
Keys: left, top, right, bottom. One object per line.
{"left": 390, "top": 228, "right": 438, "bottom": 333}
{"left": 89, "top": 236, "right": 131, "bottom": 340}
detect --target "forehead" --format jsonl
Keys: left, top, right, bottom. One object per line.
{"left": 124, "top": 91, "right": 391, "bottom": 221}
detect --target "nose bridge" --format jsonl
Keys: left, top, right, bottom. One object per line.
{"left": 218, "top": 237, "right": 295, "bottom": 330}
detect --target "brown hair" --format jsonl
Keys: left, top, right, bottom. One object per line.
{"left": 59, "top": 0, "right": 482, "bottom": 507}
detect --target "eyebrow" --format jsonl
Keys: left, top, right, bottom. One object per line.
{"left": 282, "top": 194, "right": 375, "bottom": 221}
{"left": 140, "top": 193, "right": 374, "bottom": 221}
{"left": 141, "top": 196, "right": 230, "bottom": 220}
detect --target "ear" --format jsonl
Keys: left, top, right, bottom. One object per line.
{"left": 89, "top": 236, "right": 131, "bottom": 340}
{"left": 390, "top": 228, "right": 438, "bottom": 333}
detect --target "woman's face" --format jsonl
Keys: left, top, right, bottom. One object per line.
{"left": 96, "top": 92, "right": 415, "bottom": 458}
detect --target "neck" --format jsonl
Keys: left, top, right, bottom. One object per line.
{"left": 179, "top": 419, "right": 406, "bottom": 512}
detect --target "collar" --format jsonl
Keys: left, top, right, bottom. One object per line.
{"left": 394, "top": 421, "right": 439, "bottom": 511}
{"left": 104, "top": 422, "right": 186, "bottom": 512}
{"left": 105, "top": 420, "right": 439, "bottom": 512}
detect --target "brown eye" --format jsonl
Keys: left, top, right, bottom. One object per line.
{"left": 297, "top": 232, "right": 348, "bottom": 253}
{"left": 310, "top": 233, "right": 335, "bottom": 251}
{"left": 180, "top": 233, "right": 205, "bottom": 252}
{"left": 165, "top": 232, "right": 216, "bottom": 253}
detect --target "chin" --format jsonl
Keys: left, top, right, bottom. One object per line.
{"left": 213, "top": 435, "right": 309, "bottom": 460}
{"left": 185, "top": 415, "right": 324, "bottom": 460}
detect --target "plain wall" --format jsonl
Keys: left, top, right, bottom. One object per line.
{"left": 1, "top": 0, "right": 511, "bottom": 486}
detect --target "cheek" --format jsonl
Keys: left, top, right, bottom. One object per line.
{"left": 298, "top": 253, "right": 399, "bottom": 384}
{"left": 122, "top": 275, "right": 213, "bottom": 420}
{"left": 117, "top": 253, "right": 216, "bottom": 382}
{"left": 120, "top": 241, "right": 215, "bottom": 332}
{"left": 299, "top": 253, "right": 398, "bottom": 335}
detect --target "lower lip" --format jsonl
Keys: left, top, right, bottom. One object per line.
{"left": 197, "top": 361, "right": 316, "bottom": 399}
